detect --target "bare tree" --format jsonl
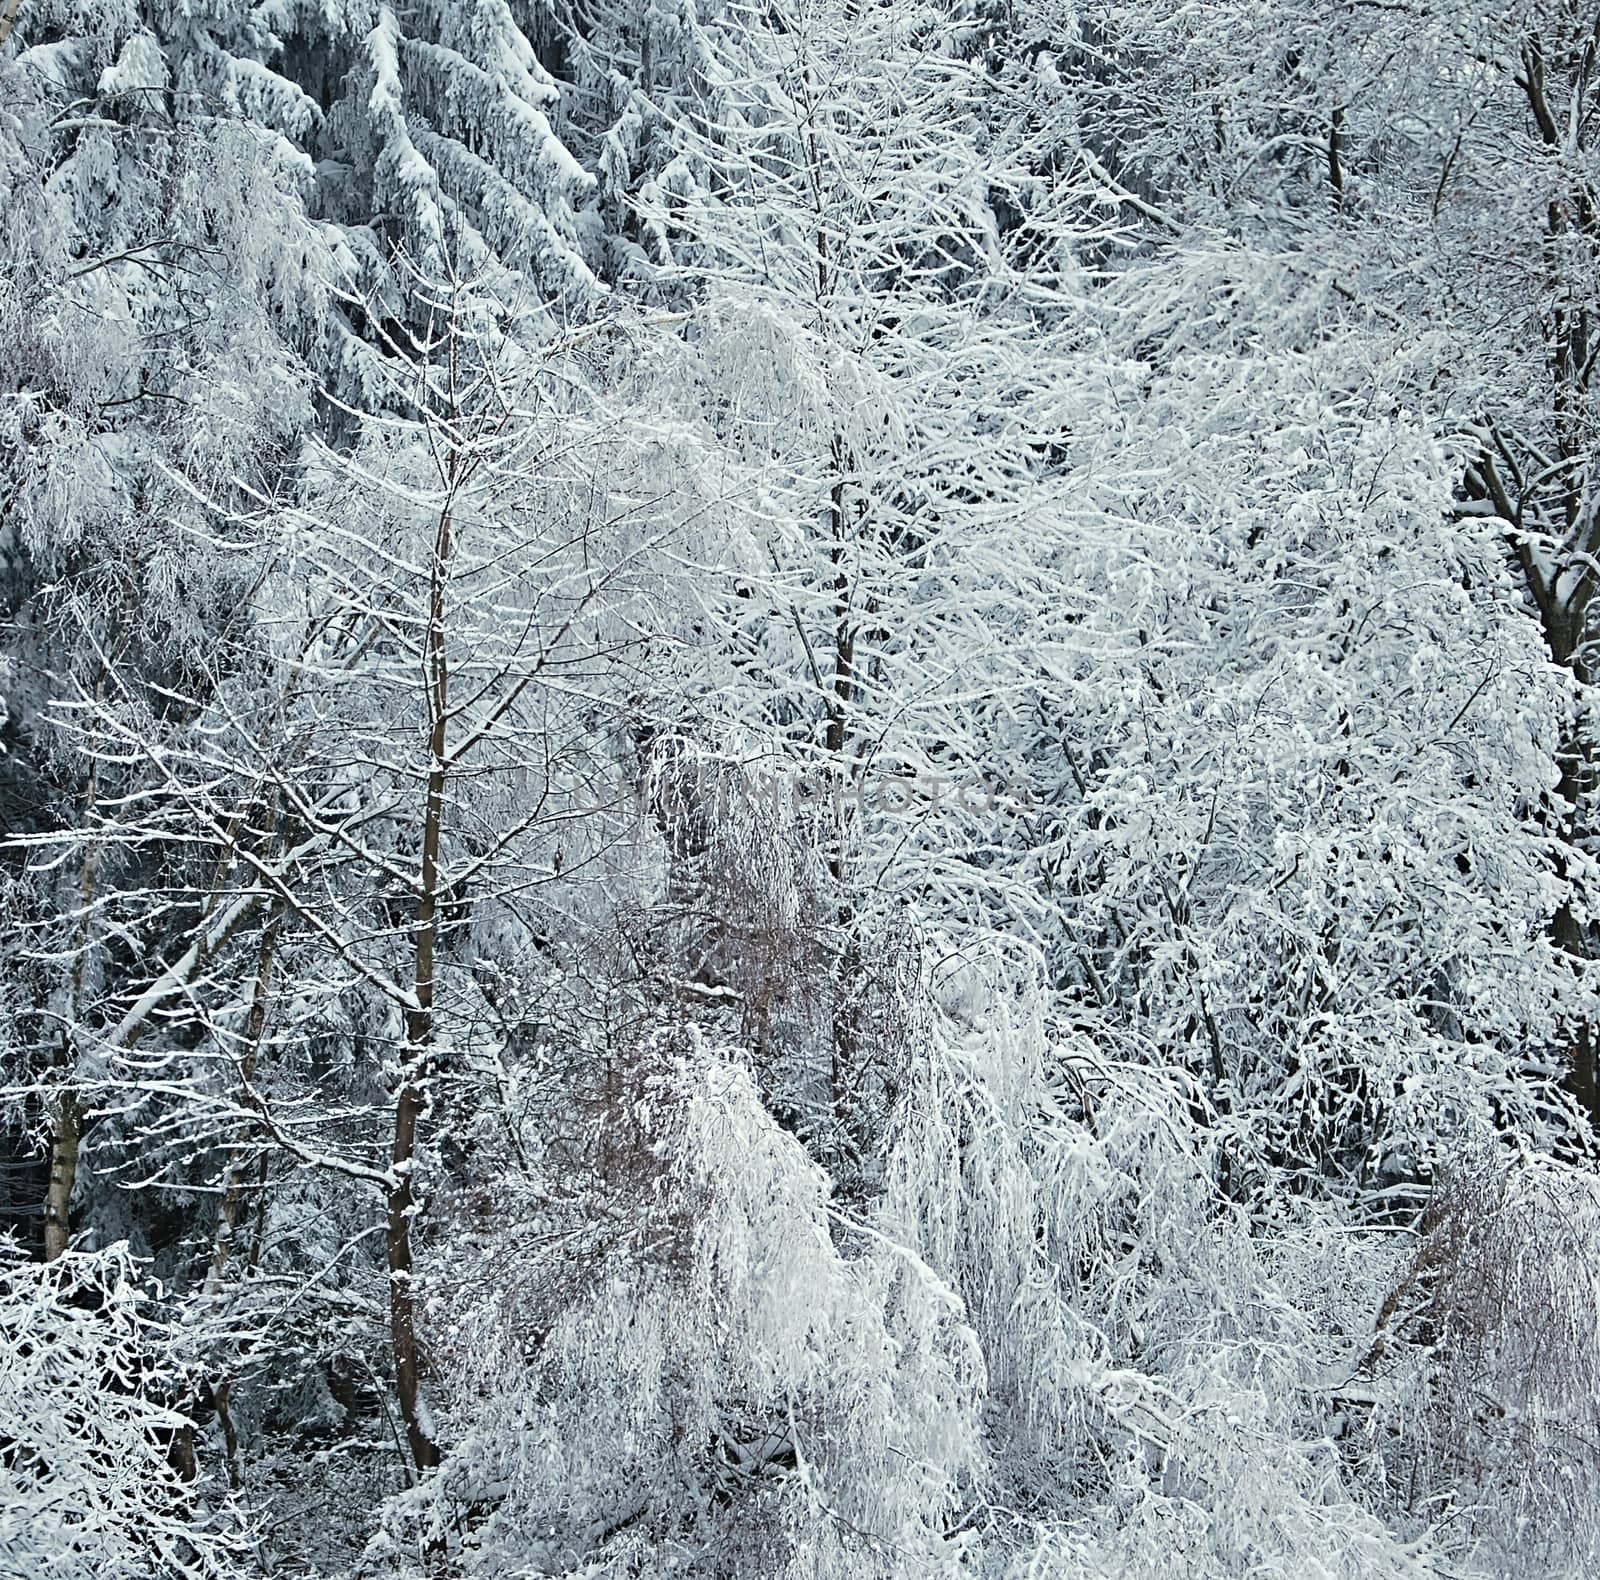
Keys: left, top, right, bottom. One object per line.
{"left": 11, "top": 256, "right": 655, "bottom": 1485}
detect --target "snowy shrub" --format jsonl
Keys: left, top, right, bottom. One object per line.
{"left": 1357, "top": 1146, "right": 1600, "bottom": 1573}
{"left": 381, "top": 1024, "right": 984, "bottom": 1578}
{"left": 0, "top": 1241, "right": 247, "bottom": 1580}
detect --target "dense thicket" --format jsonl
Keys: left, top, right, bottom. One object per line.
{"left": 3, "top": 2, "right": 1599, "bottom": 1577}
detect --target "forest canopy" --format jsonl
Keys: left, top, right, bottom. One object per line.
{"left": 2, "top": 0, "right": 1599, "bottom": 1576}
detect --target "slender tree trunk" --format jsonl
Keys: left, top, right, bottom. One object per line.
{"left": 42, "top": 1091, "right": 79, "bottom": 1260}
{"left": 388, "top": 492, "right": 454, "bottom": 1477}
{"left": 44, "top": 664, "right": 110, "bottom": 1261}
{"left": 820, "top": 431, "right": 868, "bottom": 1164}
{"left": 1550, "top": 682, "right": 1600, "bottom": 1128}
{"left": 205, "top": 875, "right": 288, "bottom": 1298}
{"left": 388, "top": 1057, "right": 437, "bottom": 1474}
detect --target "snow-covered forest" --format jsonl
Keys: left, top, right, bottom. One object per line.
{"left": 3, "top": 0, "right": 1600, "bottom": 1574}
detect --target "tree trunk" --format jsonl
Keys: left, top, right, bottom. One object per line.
{"left": 42, "top": 1090, "right": 79, "bottom": 1260}
{"left": 1550, "top": 707, "right": 1600, "bottom": 1128}
{"left": 388, "top": 1062, "right": 437, "bottom": 1474}
{"left": 205, "top": 883, "right": 287, "bottom": 1297}
{"left": 388, "top": 493, "right": 454, "bottom": 1478}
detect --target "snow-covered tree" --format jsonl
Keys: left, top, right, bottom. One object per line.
{"left": 315, "top": 0, "right": 604, "bottom": 385}
{"left": 0, "top": 1239, "right": 249, "bottom": 1580}
{"left": 6, "top": 257, "right": 664, "bottom": 1530}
